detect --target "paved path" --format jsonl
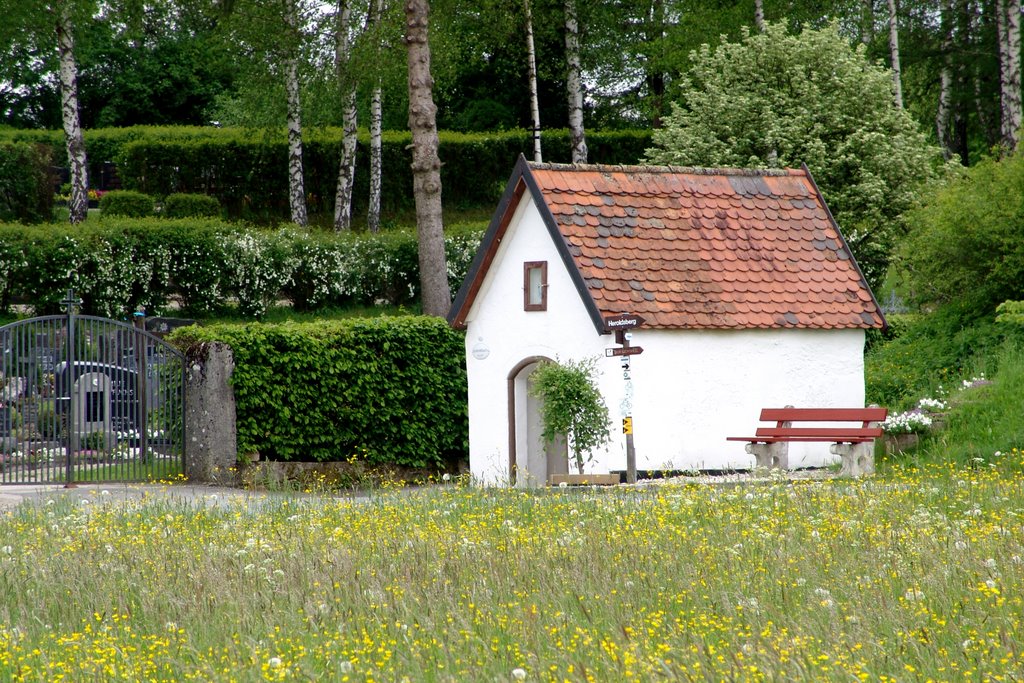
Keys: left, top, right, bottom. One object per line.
{"left": 0, "top": 482, "right": 368, "bottom": 511}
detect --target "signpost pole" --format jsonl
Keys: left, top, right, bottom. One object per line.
{"left": 604, "top": 314, "right": 644, "bottom": 485}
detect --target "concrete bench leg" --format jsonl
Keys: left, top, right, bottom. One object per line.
{"left": 830, "top": 442, "right": 875, "bottom": 477}
{"left": 746, "top": 442, "right": 788, "bottom": 470}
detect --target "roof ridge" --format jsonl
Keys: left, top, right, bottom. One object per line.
{"left": 527, "top": 161, "right": 801, "bottom": 177}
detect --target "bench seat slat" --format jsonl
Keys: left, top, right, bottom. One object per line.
{"left": 729, "top": 436, "right": 878, "bottom": 443}
{"left": 759, "top": 407, "right": 888, "bottom": 422}
{"left": 755, "top": 427, "right": 883, "bottom": 439}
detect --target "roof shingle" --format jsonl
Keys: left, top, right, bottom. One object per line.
{"left": 529, "top": 162, "right": 883, "bottom": 330}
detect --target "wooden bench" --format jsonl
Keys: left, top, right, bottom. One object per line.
{"left": 727, "top": 407, "right": 888, "bottom": 477}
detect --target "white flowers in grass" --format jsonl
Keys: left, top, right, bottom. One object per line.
{"left": 904, "top": 588, "right": 925, "bottom": 601}
{"left": 881, "top": 410, "right": 932, "bottom": 434}
{"left": 511, "top": 667, "right": 527, "bottom": 680}
{"left": 267, "top": 657, "right": 282, "bottom": 669}
{"left": 917, "top": 397, "right": 947, "bottom": 412}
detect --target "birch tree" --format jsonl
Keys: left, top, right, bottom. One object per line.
{"left": 56, "top": 2, "right": 89, "bottom": 223}
{"left": 754, "top": 0, "right": 765, "bottom": 32}
{"left": 215, "top": 0, "right": 311, "bottom": 226}
{"left": 563, "top": 0, "right": 586, "bottom": 163}
{"left": 405, "top": 0, "right": 451, "bottom": 316}
{"left": 887, "top": 0, "right": 903, "bottom": 108}
{"left": 936, "top": 0, "right": 954, "bottom": 158}
{"left": 998, "top": 0, "right": 1022, "bottom": 151}
{"left": 284, "top": 0, "right": 307, "bottom": 227}
{"left": 524, "top": 0, "right": 542, "bottom": 162}
{"left": 367, "top": 0, "right": 386, "bottom": 232}
{"left": 333, "top": 0, "right": 359, "bottom": 231}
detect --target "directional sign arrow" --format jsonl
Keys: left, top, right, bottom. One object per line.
{"left": 605, "top": 346, "right": 644, "bottom": 357}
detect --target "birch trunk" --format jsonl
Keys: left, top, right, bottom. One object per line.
{"left": 334, "top": 0, "right": 358, "bottom": 231}
{"left": 56, "top": 7, "right": 88, "bottom": 224}
{"left": 936, "top": 0, "right": 954, "bottom": 159}
{"left": 1000, "top": 0, "right": 1022, "bottom": 150}
{"left": 861, "top": 0, "right": 874, "bottom": 45}
{"left": 405, "top": 0, "right": 451, "bottom": 316}
{"left": 368, "top": 0, "right": 385, "bottom": 233}
{"left": 887, "top": 0, "right": 903, "bottom": 108}
{"left": 563, "top": 0, "right": 587, "bottom": 163}
{"left": 285, "top": 54, "right": 308, "bottom": 227}
{"left": 754, "top": 0, "right": 765, "bottom": 32}
{"left": 524, "top": 0, "right": 542, "bottom": 162}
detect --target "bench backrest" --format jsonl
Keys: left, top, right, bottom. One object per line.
{"left": 759, "top": 407, "right": 888, "bottom": 424}
{"left": 753, "top": 407, "right": 888, "bottom": 442}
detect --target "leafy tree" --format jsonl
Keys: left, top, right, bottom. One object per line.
{"left": 897, "top": 153, "right": 1024, "bottom": 313}
{"left": 529, "top": 357, "right": 611, "bottom": 475}
{"left": 646, "top": 22, "right": 944, "bottom": 288}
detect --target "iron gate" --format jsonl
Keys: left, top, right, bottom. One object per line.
{"left": 0, "top": 293, "right": 185, "bottom": 484}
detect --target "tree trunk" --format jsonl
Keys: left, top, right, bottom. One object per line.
{"left": 887, "top": 0, "right": 903, "bottom": 108}
{"left": 563, "top": 0, "right": 587, "bottom": 163}
{"left": 368, "top": 0, "right": 385, "bottom": 233}
{"left": 334, "top": 0, "right": 358, "bottom": 230}
{"left": 861, "top": 0, "right": 874, "bottom": 45}
{"left": 648, "top": 0, "right": 667, "bottom": 128}
{"left": 284, "top": 0, "right": 308, "bottom": 227}
{"left": 936, "top": 0, "right": 954, "bottom": 159}
{"left": 754, "top": 0, "right": 765, "bottom": 32}
{"left": 56, "top": 7, "right": 88, "bottom": 224}
{"left": 972, "top": 0, "right": 999, "bottom": 149}
{"left": 1000, "top": 0, "right": 1022, "bottom": 151}
{"left": 405, "top": 0, "right": 451, "bottom": 316}
{"left": 285, "top": 54, "right": 308, "bottom": 227}
{"left": 524, "top": 0, "right": 542, "bottom": 162}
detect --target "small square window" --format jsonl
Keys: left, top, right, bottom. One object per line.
{"left": 524, "top": 261, "right": 547, "bottom": 311}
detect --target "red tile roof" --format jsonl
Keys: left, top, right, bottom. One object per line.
{"left": 449, "top": 158, "right": 885, "bottom": 332}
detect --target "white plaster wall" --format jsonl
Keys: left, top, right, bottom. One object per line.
{"left": 462, "top": 196, "right": 868, "bottom": 484}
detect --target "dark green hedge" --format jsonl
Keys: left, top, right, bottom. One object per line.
{"left": 171, "top": 317, "right": 468, "bottom": 467}
{"left": 0, "top": 218, "right": 484, "bottom": 317}
{"left": 0, "top": 142, "right": 54, "bottom": 223}
{"left": 0, "top": 126, "right": 652, "bottom": 220}
{"left": 99, "top": 189, "right": 154, "bottom": 217}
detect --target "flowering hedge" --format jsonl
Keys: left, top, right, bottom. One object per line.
{"left": 170, "top": 317, "right": 467, "bottom": 467}
{"left": 0, "top": 218, "right": 483, "bottom": 317}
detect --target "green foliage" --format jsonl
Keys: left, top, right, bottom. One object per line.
{"left": 0, "top": 218, "right": 484, "bottom": 318}
{"left": 915, "top": 344, "right": 1024, "bottom": 468}
{"left": 528, "top": 358, "right": 611, "bottom": 474}
{"left": 99, "top": 190, "right": 153, "bottom": 218}
{"left": 0, "top": 126, "right": 650, "bottom": 222}
{"left": 865, "top": 307, "right": 1021, "bottom": 409}
{"left": 162, "top": 193, "right": 221, "bottom": 219}
{"left": 171, "top": 317, "right": 467, "bottom": 468}
{"left": 646, "top": 23, "right": 945, "bottom": 290}
{"left": 35, "top": 401, "right": 61, "bottom": 439}
{"left": 0, "top": 142, "right": 54, "bottom": 223}
{"left": 897, "top": 154, "right": 1024, "bottom": 313}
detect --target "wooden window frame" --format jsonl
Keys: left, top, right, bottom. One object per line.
{"left": 524, "top": 261, "right": 548, "bottom": 311}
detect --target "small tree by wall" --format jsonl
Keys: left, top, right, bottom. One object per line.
{"left": 529, "top": 357, "right": 610, "bottom": 474}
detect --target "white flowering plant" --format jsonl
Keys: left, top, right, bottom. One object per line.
{"left": 916, "top": 397, "right": 947, "bottom": 413}
{"left": 881, "top": 409, "right": 933, "bottom": 435}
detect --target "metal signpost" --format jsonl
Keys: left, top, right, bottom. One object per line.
{"left": 604, "top": 314, "right": 644, "bottom": 484}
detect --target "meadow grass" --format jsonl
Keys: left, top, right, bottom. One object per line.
{"left": 0, "top": 461, "right": 1021, "bottom": 681}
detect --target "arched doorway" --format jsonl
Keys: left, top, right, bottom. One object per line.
{"left": 507, "top": 357, "right": 568, "bottom": 488}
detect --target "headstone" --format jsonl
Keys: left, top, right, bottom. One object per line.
{"left": 145, "top": 317, "right": 197, "bottom": 338}
{"left": 55, "top": 362, "right": 140, "bottom": 436}
{"left": 72, "top": 371, "right": 115, "bottom": 452}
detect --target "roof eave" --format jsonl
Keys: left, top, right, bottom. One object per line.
{"left": 800, "top": 163, "right": 888, "bottom": 331}
{"left": 448, "top": 155, "right": 608, "bottom": 336}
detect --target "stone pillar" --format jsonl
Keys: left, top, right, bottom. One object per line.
{"left": 831, "top": 441, "right": 875, "bottom": 477}
{"left": 184, "top": 342, "right": 237, "bottom": 484}
{"left": 746, "top": 441, "right": 789, "bottom": 470}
